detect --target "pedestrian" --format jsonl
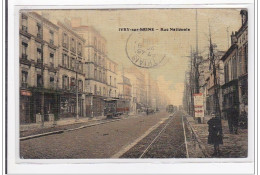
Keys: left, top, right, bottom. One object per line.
{"left": 146, "top": 108, "right": 149, "bottom": 115}
{"left": 207, "top": 113, "right": 223, "bottom": 156}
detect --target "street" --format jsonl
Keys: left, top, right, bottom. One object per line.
{"left": 20, "top": 112, "right": 173, "bottom": 159}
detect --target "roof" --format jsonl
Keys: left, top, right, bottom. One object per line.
{"left": 57, "top": 21, "right": 86, "bottom": 42}
{"left": 28, "top": 12, "right": 59, "bottom": 30}
{"left": 221, "top": 44, "right": 238, "bottom": 62}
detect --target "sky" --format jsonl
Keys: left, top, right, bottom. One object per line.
{"left": 33, "top": 9, "right": 242, "bottom": 106}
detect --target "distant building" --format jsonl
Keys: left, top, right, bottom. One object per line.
{"left": 106, "top": 58, "right": 118, "bottom": 98}
{"left": 125, "top": 66, "right": 146, "bottom": 113}
{"left": 117, "top": 73, "right": 132, "bottom": 114}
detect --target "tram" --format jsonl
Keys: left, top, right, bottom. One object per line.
{"left": 104, "top": 98, "right": 130, "bottom": 118}
{"left": 166, "top": 104, "right": 177, "bottom": 113}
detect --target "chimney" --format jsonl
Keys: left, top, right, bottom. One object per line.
{"left": 240, "top": 10, "right": 248, "bottom": 26}
{"left": 71, "top": 18, "right": 82, "bottom": 27}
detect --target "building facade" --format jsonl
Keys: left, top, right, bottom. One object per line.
{"left": 106, "top": 58, "right": 118, "bottom": 98}
{"left": 20, "top": 12, "right": 60, "bottom": 123}
{"left": 221, "top": 9, "right": 248, "bottom": 121}
{"left": 57, "top": 20, "right": 86, "bottom": 118}
{"left": 72, "top": 22, "right": 108, "bottom": 117}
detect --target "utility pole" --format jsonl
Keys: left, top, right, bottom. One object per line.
{"left": 209, "top": 25, "right": 221, "bottom": 118}
{"left": 189, "top": 46, "right": 194, "bottom": 117}
{"left": 194, "top": 9, "right": 201, "bottom": 123}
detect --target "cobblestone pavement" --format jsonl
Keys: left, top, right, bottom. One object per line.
{"left": 20, "top": 112, "right": 169, "bottom": 159}
{"left": 121, "top": 111, "right": 188, "bottom": 158}
{"left": 20, "top": 115, "right": 134, "bottom": 137}
{"left": 183, "top": 111, "right": 248, "bottom": 158}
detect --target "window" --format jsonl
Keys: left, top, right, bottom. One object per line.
{"left": 99, "top": 70, "right": 102, "bottom": 81}
{"left": 94, "top": 85, "right": 97, "bottom": 94}
{"left": 70, "top": 78, "right": 76, "bottom": 90}
{"left": 94, "top": 53, "right": 97, "bottom": 63}
{"left": 94, "top": 68, "right": 97, "bottom": 79}
{"left": 103, "top": 72, "right": 105, "bottom": 82}
{"left": 110, "top": 76, "right": 112, "bottom": 85}
{"left": 21, "top": 71, "right": 28, "bottom": 88}
{"left": 78, "top": 80, "right": 83, "bottom": 92}
{"left": 37, "top": 74, "right": 42, "bottom": 87}
{"left": 50, "top": 53, "right": 54, "bottom": 67}
{"left": 115, "top": 90, "right": 116, "bottom": 97}
{"left": 103, "top": 87, "right": 106, "bottom": 96}
{"left": 50, "top": 77, "right": 54, "bottom": 88}
{"left": 71, "top": 38, "right": 76, "bottom": 52}
{"left": 78, "top": 43, "right": 82, "bottom": 56}
{"left": 62, "top": 75, "right": 69, "bottom": 89}
{"left": 114, "top": 78, "right": 116, "bottom": 87}
{"left": 98, "top": 56, "right": 101, "bottom": 65}
{"left": 21, "top": 14, "right": 28, "bottom": 32}
{"left": 21, "top": 42, "right": 28, "bottom": 59}
{"left": 37, "top": 48, "right": 42, "bottom": 63}
{"left": 37, "top": 23, "right": 42, "bottom": 38}
{"left": 49, "top": 30, "right": 54, "bottom": 45}
{"left": 63, "top": 33, "right": 68, "bottom": 48}
{"left": 71, "top": 58, "right": 75, "bottom": 70}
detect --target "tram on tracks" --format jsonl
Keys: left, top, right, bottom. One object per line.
{"left": 166, "top": 104, "right": 177, "bottom": 113}
{"left": 104, "top": 98, "right": 130, "bottom": 118}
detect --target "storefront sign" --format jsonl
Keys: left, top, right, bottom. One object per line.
{"left": 21, "top": 90, "right": 32, "bottom": 96}
{"left": 193, "top": 93, "right": 204, "bottom": 118}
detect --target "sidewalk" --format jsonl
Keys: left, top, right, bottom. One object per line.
{"left": 186, "top": 114, "right": 248, "bottom": 158}
{"left": 20, "top": 115, "right": 114, "bottom": 138}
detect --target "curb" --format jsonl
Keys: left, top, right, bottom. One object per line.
{"left": 20, "top": 118, "right": 122, "bottom": 141}
{"left": 184, "top": 115, "right": 210, "bottom": 158}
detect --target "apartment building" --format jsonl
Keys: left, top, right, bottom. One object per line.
{"left": 57, "top": 20, "right": 86, "bottom": 118}
{"left": 72, "top": 21, "right": 108, "bottom": 117}
{"left": 20, "top": 12, "right": 59, "bottom": 123}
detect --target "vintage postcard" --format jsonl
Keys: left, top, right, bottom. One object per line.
{"left": 18, "top": 8, "right": 249, "bottom": 160}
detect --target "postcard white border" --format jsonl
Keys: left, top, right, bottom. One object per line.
{"left": 6, "top": 0, "right": 256, "bottom": 174}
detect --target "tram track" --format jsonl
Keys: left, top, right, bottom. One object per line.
{"left": 121, "top": 111, "right": 189, "bottom": 158}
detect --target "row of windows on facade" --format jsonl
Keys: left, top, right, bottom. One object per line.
{"left": 21, "top": 14, "right": 83, "bottom": 56}
{"left": 62, "top": 33, "right": 82, "bottom": 56}
{"left": 21, "top": 42, "right": 55, "bottom": 66}
{"left": 21, "top": 14, "right": 55, "bottom": 46}
{"left": 93, "top": 36, "right": 105, "bottom": 53}
{"left": 21, "top": 71, "right": 56, "bottom": 89}
{"left": 62, "top": 76, "right": 83, "bottom": 91}
{"left": 91, "top": 85, "right": 117, "bottom": 97}
{"left": 224, "top": 45, "right": 248, "bottom": 83}
{"left": 62, "top": 54, "right": 83, "bottom": 72}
